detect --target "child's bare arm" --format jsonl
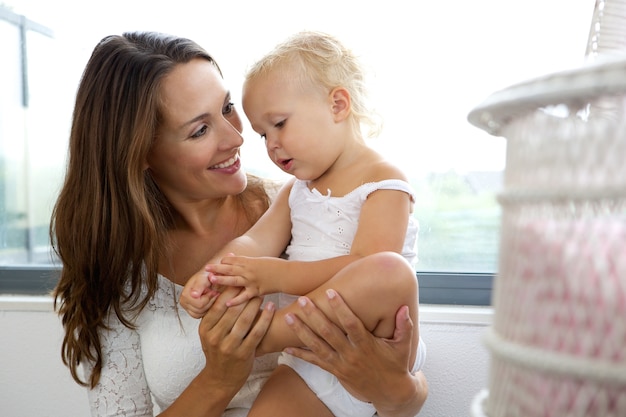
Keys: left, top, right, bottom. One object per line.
{"left": 209, "top": 185, "right": 413, "bottom": 304}
{"left": 350, "top": 187, "right": 413, "bottom": 256}
{"left": 179, "top": 182, "right": 294, "bottom": 317}
{"left": 207, "top": 254, "right": 358, "bottom": 305}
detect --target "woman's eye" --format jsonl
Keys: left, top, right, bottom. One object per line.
{"left": 191, "top": 125, "right": 208, "bottom": 139}
{"left": 260, "top": 134, "right": 267, "bottom": 141}
{"left": 274, "top": 120, "right": 285, "bottom": 128}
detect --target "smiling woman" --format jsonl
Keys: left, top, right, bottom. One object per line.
{"left": 146, "top": 59, "right": 249, "bottom": 211}
{"left": 0, "top": 0, "right": 595, "bottom": 301}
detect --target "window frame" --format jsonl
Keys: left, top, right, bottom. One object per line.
{"left": 0, "top": 265, "right": 60, "bottom": 295}
{"left": 0, "top": 266, "right": 493, "bottom": 305}
{"left": 0, "top": 7, "right": 54, "bottom": 106}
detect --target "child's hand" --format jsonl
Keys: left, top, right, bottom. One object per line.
{"left": 207, "top": 255, "right": 278, "bottom": 307}
{"left": 180, "top": 267, "right": 220, "bottom": 318}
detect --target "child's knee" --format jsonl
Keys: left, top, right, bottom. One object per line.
{"left": 366, "top": 251, "right": 418, "bottom": 295}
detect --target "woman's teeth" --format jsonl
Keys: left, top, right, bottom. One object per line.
{"left": 210, "top": 155, "right": 238, "bottom": 169}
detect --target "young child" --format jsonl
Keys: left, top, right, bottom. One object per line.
{"left": 180, "top": 31, "right": 426, "bottom": 417}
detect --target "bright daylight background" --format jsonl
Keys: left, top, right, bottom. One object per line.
{"left": 1, "top": 0, "right": 595, "bottom": 273}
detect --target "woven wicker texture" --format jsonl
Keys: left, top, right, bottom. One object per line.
{"left": 485, "top": 114, "right": 626, "bottom": 415}
{"left": 468, "top": 1, "right": 626, "bottom": 414}
{"left": 485, "top": 80, "right": 626, "bottom": 416}
{"left": 500, "top": 112, "right": 626, "bottom": 194}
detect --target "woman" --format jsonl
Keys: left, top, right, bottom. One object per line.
{"left": 51, "top": 31, "right": 427, "bottom": 417}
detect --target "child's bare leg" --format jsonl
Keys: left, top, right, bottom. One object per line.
{"left": 248, "top": 365, "right": 333, "bottom": 417}
{"left": 257, "top": 251, "right": 419, "bottom": 367}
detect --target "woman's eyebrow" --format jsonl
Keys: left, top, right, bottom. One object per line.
{"left": 180, "top": 113, "right": 209, "bottom": 129}
{"left": 179, "top": 91, "right": 232, "bottom": 129}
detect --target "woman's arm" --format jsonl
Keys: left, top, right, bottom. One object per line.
{"left": 85, "top": 313, "right": 154, "bottom": 416}
{"left": 283, "top": 292, "right": 428, "bottom": 417}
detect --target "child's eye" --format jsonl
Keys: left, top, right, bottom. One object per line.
{"left": 223, "top": 102, "right": 235, "bottom": 115}
{"left": 274, "top": 120, "right": 285, "bottom": 128}
{"left": 191, "top": 125, "right": 208, "bottom": 139}
{"left": 260, "top": 134, "right": 267, "bottom": 141}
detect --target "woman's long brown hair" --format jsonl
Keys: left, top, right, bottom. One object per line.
{"left": 50, "top": 32, "right": 270, "bottom": 388}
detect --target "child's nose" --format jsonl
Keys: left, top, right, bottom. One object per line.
{"left": 265, "top": 133, "right": 280, "bottom": 150}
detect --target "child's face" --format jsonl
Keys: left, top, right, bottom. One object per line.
{"left": 242, "top": 67, "right": 346, "bottom": 181}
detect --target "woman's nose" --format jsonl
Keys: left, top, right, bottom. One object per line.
{"left": 221, "top": 119, "right": 244, "bottom": 148}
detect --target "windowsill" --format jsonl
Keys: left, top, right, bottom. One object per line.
{"left": 420, "top": 304, "right": 492, "bottom": 325}
{"left": 0, "top": 294, "right": 493, "bottom": 324}
{"left": 0, "top": 294, "right": 56, "bottom": 311}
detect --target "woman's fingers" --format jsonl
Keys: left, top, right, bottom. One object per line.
{"left": 283, "top": 297, "right": 343, "bottom": 366}
{"left": 240, "top": 300, "right": 275, "bottom": 352}
{"left": 198, "top": 287, "right": 238, "bottom": 330}
{"left": 197, "top": 294, "right": 273, "bottom": 389}
{"left": 284, "top": 292, "right": 415, "bottom": 391}
{"left": 323, "top": 289, "right": 369, "bottom": 344}
{"left": 199, "top": 287, "right": 274, "bottom": 356}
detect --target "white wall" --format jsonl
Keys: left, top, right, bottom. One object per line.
{"left": 0, "top": 298, "right": 491, "bottom": 417}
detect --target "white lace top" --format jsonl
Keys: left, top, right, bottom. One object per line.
{"left": 84, "top": 274, "right": 278, "bottom": 417}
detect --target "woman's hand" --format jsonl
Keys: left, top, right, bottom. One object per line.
{"left": 199, "top": 286, "right": 275, "bottom": 386}
{"left": 161, "top": 286, "right": 275, "bottom": 417}
{"left": 198, "top": 287, "right": 274, "bottom": 400}
{"left": 283, "top": 291, "right": 428, "bottom": 417}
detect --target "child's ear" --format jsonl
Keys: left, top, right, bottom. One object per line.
{"left": 330, "top": 87, "right": 351, "bottom": 122}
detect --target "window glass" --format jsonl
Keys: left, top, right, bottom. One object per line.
{"left": 24, "top": 30, "right": 63, "bottom": 263}
{"left": 0, "top": 17, "right": 28, "bottom": 264}
{"left": 1, "top": 1, "right": 595, "bottom": 274}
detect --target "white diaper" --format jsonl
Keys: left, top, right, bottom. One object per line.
{"left": 278, "top": 337, "right": 427, "bottom": 417}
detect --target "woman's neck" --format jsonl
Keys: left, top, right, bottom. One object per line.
{"left": 160, "top": 196, "right": 249, "bottom": 285}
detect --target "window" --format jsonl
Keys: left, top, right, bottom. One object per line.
{"left": 0, "top": 7, "right": 62, "bottom": 294}
{"left": 0, "top": 1, "right": 595, "bottom": 303}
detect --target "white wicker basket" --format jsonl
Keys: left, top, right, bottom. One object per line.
{"left": 467, "top": 54, "right": 626, "bottom": 417}
{"left": 471, "top": 389, "right": 490, "bottom": 417}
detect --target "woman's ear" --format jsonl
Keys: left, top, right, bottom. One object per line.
{"left": 330, "top": 87, "right": 351, "bottom": 122}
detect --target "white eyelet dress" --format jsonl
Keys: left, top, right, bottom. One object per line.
{"left": 278, "top": 179, "right": 427, "bottom": 417}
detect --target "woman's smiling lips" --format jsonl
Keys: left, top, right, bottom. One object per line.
{"left": 209, "top": 154, "right": 240, "bottom": 173}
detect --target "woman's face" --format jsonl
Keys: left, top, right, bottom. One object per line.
{"left": 147, "top": 58, "right": 246, "bottom": 204}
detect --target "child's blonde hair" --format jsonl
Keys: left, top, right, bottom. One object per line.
{"left": 245, "top": 30, "right": 382, "bottom": 138}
